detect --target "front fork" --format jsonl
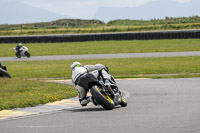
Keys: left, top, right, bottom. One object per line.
{"left": 101, "top": 81, "right": 121, "bottom": 105}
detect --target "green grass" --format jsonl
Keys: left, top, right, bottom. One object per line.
{"left": 1, "top": 38, "right": 200, "bottom": 111}
{"left": 1, "top": 16, "right": 200, "bottom": 36}
{"left": 3, "top": 56, "right": 200, "bottom": 79}
{"left": 1, "top": 23, "right": 200, "bottom": 36}
{"left": 1, "top": 56, "right": 200, "bottom": 111}
{"left": 1, "top": 39, "right": 200, "bottom": 57}
{"left": 0, "top": 78, "right": 77, "bottom": 111}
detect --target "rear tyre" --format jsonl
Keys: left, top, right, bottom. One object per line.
{"left": 90, "top": 85, "right": 114, "bottom": 110}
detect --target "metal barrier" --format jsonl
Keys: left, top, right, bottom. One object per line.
{"left": 0, "top": 30, "right": 200, "bottom": 43}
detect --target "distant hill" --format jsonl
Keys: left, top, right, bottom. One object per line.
{"left": 0, "top": 0, "right": 69, "bottom": 24}
{"left": 43, "top": 19, "right": 103, "bottom": 27}
{"left": 0, "top": 18, "right": 104, "bottom": 30}
{"left": 93, "top": 0, "right": 200, "bottom": 22}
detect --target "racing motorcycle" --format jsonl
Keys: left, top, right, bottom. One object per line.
{"left": 77, "top": 68, "right": 127, "bottom": 110}
{"left": 14, "top": 46, "right": 31, "bottom": 58}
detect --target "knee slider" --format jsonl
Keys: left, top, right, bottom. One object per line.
{"left": 80, "top": 99, "right": 89, "bottom": 106}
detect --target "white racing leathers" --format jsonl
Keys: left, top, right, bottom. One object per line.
{"left": 71, "top": 64, "right": 105, "bottom": 106}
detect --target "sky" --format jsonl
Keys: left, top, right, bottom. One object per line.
{"left": 19, "top": 0, "right": 192, "bottom": 19}
{"left": 1, "top": 0, "right": 197, "bottom": 24}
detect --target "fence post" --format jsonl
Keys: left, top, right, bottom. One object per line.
{"left": 78, "top": 23, "right": 81, "bottom": 31}
{"left": 91, "top": 21, "right": 93, "bottom": 31}
{"left": 165, "top": 17, "right": 169, "bottom": 29}
{"left": 55, "top": 26, "right": 57, "bottom": 32}
{"left": 140, "top": 19, "right": 143, "bottom": 31}
{"left": 32, "top": 25, "right": 34, "bottom": 32}
{"left": 20, "top": 24, "right": 23, "bottom": 33}
{"left": 128, "top": 21, "right": 130, "bottom": 31}
{"left": 6, "top": 24, "right": 9, "bottom": 33}
{"left": 5, "top": 24, "right": 8, "bottom": 32}
{"left": 193, "top": 16, "right": 196, "bottom": 23}
{"left": 102, "top": 22, "right": 104, "bottom": 31}
{"left": 66, "top": 22, "right": 69, "bottom": 31}
{"left": 43, "top": 25, "right": 46, "bottom": 33}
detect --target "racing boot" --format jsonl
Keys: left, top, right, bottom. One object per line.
{"left": 87, "top": 96, "right": 99, "bottom": 106}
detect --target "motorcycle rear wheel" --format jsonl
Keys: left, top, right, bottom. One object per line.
{"left": 90, "top": 85, "right": 115, "bottom": 110}
{"left": 25, "top": 52, "right": 31, "bottom": 58}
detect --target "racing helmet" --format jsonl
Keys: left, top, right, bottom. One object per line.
{"left": 70, "top": 61, "right": 82, "bottom": 70}
{"left": 18, "top": 43, "right": 22, "bottom": 46}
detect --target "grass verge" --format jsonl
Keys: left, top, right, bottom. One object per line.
{"left": 3, "top": 56, "right": 200, "bottom": 79}
{"left": 1, "top": 23, "right": 200, "bottom": 36}
{"left": 0, "top": 78, "right": 77, "bottom": 111}
{"left": 1, "top": 56, "right": 200, "bottom": 111}
{"left": 0, "top": 39, "right": 200, "bottom": 57}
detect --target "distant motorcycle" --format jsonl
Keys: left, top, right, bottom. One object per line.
{"left": 14, "top": 46, "right": 31, "bottom": 58}
{"left": 77, "top": 68, "right": 127, "bottom": 110}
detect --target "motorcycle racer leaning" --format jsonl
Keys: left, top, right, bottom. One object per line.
{"left": 71, "top": 61, "right": 119, "bottom": 106}
{"left": 15, "top": 43, "right": 23, "bottom": 54}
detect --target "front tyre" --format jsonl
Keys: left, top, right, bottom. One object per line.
{"left": 25, "top": 52, "right": 31, "bottom": 58}
{"left": 90, "top": 85, "right": 114, "bottom": 110}
{"left": 16, "top": 52, "right": 21, "bottom": 58}
{"left": 120, "top": 97, "right": 127, "bottom": 107}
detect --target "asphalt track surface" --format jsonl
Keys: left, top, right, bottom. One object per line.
{"left": 1, "top": 51, "right": 200, "bottom": 61}
{"left": 0, "top": 78, "right": 200, "bottom": 133}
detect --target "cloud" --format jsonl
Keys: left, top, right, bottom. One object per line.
{"left": 97, "top": 0, "right": 154, "bottom": 8}
{"left": 23, "top": 0, "right": 97, "bottom": 18}
{"left": 22, "top": 0, "right": 155, "bottom": 19}
{"left": 22, "top": 0, "right": 193, "bottom": 19}
{"left": 174, "top": 0, "right": 192, "bottom": 3}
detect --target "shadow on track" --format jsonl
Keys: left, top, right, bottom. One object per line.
{"left": 67, "top": 106, "right": 121, "bottom": 112}
{"left": 67, "top": 107, "right": 105, "bottom": 112}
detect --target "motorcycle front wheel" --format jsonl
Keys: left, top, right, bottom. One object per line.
{"left": 16, "top": 52, "right": 21, "bottom": 58}
{"left": 90, "top": 85, "right": 115, "bottom": 110}
{"left": 25, "top": 52, "right": 31, "bottom": 58}
{"left": 120, "top": 97, "right": 127, "bottom": 107}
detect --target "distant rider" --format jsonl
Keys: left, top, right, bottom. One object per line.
{"left": 15, "top": 43, "right": 23, "bottom": 54}
{"left": 71, "top": 61, "right": 110, "bottom": 106}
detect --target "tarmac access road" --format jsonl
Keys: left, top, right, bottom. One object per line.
{"left": 0, "top": 78, "right": 200, "bottom": 133}
{"left": 1, "top": 51, "right": 200, "bottom": 61}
